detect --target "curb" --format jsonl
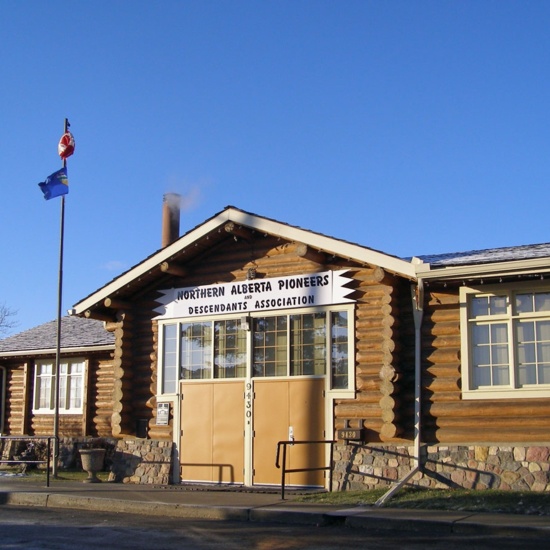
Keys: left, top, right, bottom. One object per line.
{"left": 2, "top": 492, "right": 251, "bottom": 521}
{"left": 1, "top": 491, "right": 550, "bottom": 538}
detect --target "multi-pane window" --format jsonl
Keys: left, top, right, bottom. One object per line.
{"left": 331, "top": 311, "right": 349, "bottom": 389}
{"left": 253, "top": 316, "right": 288, "bottom": 377}
{"left": 463, "top": 287, "right": 550, "bottom": 396}
{"left": 289, "top": 313, "right": 326, "bottom": 376}
{"left": 162, "top": 324, "right": 178, "bottom": 393}
{"left": 34, "top": 359, "right": 84, "bottom": 413}
{"left": 214, "top": 319, "right": 247, "bottom": 378}
{"left": 160, "top": 307, "right": 352, "bottom": 393}
{"left": 180, "top": 322, "right": 212, "bottom": 379}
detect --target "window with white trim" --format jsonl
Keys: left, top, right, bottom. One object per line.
{"left": 33, "top": 359, "right": 85, "bottom": 413}
{"left": 461, "top": 285, "right": 550, "bottom": 399}
{"left": 159, "top": 306, "right": 354, "bottom": 394}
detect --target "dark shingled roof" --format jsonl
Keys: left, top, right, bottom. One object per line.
{"left": 0, "top": 316, "right": 114, "bottom": 354}
{"left": 415, "top": 243, "right": 550, "bottom": 268}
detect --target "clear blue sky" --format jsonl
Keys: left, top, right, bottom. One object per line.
{"left": 1, "top": 0, "right": 550, "bottom": 335}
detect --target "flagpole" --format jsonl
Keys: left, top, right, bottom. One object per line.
{"left": 53, "top": 118, "right": 69, "bottom": 478}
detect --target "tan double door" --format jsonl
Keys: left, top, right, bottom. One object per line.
{"left": 179, "top": 377, "right": 325, "bottom": 487}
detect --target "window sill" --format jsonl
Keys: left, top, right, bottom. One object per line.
{"left": 462, "top": 388, "right": 550, "bottom": 400}
{"left": 32, "top": 410, "right": 83, "bottom": 415}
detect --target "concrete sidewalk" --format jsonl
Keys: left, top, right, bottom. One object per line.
{"left": 1, "top": 476, "right": 550, "bottom": 538}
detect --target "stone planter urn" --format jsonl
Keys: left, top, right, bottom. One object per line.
{"left": 79, "top": 448, "right": 106, "bottom": 483}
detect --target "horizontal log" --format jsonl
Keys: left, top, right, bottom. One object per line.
{"left": 356, "top": 323, "right": 394, "bottom": 339}
{"left": 147, "top": 426, "right": 173, "bottom": 440}
{"left": 160, "top": 261, "right": 188, "bottom": 277}
{"left": 424, "top": 364, "right": 461, "bottom": 378}
{"left": 421, "top": 391, "right": 461, "bottom": 403}
{"left": 423, "top": 348, "right": 460, "bottom": 364}
{"left": 356, "top": 338, "right": 395, "bottom": 353}
{"left": 422, "top": 321, "right": 460, "bottom": 337}
{"left": 428, "top": 425, "right": 550, "bottom": 444}
{"left": 295, "top": 243, "right": 327, "bottom": 265}
{"left": 335, "top": 402, "right": 381, "bottom": 417}
{"left": 426, "top": 400, "right": 550, "bottom": 419}
{"left": 335, "top": 420, "right": 387, "bottom": 438}
{"left": 425, "top": 308, "right": 460, "bottom": 323}
{"left": 334, "top": 418, "right": 366, "bottom": 431}
{"left": 224, "top": 221, "right": 255, "bottom": 241}
{"left": 355, "top": 377, "right": 379, "bottom": 392}
{"left": 356, "top": 349, "right": 394, "bottom": 364}
{"left": 360, "top": 293, "right": 393, "bottom": 307}
{"left": 356, "top": 363, "right": 391, "bottom": 377}
{"left": 354, "top": 266, "right": 386, "bottom": 284}
{"left": 423, "top": 377, "right": 461, "bottom": 393}
{"left": 94, "top": 380, "right": 116, "bottom": 391}
{"left": 425, "top": 335, "right": 461, "bottom": 350}
{"left": 425, "top": 415, "right": 550, "bottom": 430}
{"left": 104, "top": 297, "right": 131, "bottom": 310}
{"left": 427, "top": 291, "right": 460, "bottom": 306}
{"left": 356, "top": 308, "right": 395, "bottom": 325}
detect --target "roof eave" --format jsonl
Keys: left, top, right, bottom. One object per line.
{"left": 0, "top": 344, "right": 115, "bottom": 359}
{"left": 415, "top": 256, "right": 550, "bottom": 282}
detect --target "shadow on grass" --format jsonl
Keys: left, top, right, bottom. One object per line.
{"left": 297, "top": 487, "right": 550, "bottom": 515}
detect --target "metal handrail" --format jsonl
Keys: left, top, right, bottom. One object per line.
{"left": 275, "top": 439, "right": 336, "bottom": 500}
{"left": 0, "top": 435, "right": 58, "bottom": 487}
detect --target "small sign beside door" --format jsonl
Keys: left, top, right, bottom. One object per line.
{"left": 156, "top": 402, "right": 170, "bottom": 425}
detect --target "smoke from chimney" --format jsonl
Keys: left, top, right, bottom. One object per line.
{"left": 162, "top": 193, "right": 181, "bottom": 247}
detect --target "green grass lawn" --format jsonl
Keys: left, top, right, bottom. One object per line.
{"left": 296, "top": 486, "right": 550, "bottom": 515}
{"left": 0, "top": 467, "right": 110, "bottom": 483}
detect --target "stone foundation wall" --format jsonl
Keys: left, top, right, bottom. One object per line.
{"left": 109, "top": 439, "right": 174, "bottom": 485}
{"left": 333, "top": 443, "right": 550, "bottom": 492}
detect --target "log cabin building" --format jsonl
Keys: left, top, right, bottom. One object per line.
{"left": 0, "top": 316, "right": 114, "bottom": 439}
{"left": 2, "top": 198, "right": 550, "bottom": 491}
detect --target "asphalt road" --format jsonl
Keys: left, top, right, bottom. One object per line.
{"left": 1, "top": 506, "right": 549, "bottom": 550}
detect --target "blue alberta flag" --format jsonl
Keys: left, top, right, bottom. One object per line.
{"left": 38, "top": 167, "right": 69, "bottom": 200}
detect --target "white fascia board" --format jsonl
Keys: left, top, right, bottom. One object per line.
{"left": 416, "top": 256, "right": 550, "bottom": 281}
{"left": 227, "top": 209, "right": 416, "bottom": 279}
{"left": 73, "top": 208, "right": 416, "bottom": 315}
{"left": 0, "top": 344, "right": 115, "bottom": 358}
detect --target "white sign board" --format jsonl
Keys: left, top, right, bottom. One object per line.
{"left": 155, "top": 270, "right": 353, "bottom": 320}
{"left": 156, "top": 402, "right": 170, "bottom": 426}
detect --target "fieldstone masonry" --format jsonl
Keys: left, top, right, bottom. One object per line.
{"left": 108, "top": 439, "right": 174, "bottom": 485}
{"left": 333, "top": 443, "right": 550, "bottom": 492}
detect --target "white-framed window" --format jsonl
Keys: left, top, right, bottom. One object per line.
{"left": 158, "top": 306, "right": 354, "bottom": 395}
{"left": 33, "top": 359, "right": 85, "bottom": 413}
{"left": 460, "top": 283, "right": 550, "bottom": 399}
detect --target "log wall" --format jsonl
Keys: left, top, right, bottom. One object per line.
{"left": 2, "top": 352, "right": 113, "bottom": 438}
{"left": 107, "top": 313, "right": 135, "bottom": 437}
{"left": 4, "top": 362, "right": 28, "bottom": 434}
{"left": 421, "top": 285, "right": 550, "bottom": 444}
{"left": 335, "top": 269, "right": 415, "bottom": 443}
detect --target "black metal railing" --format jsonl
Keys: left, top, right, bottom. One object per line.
{"left": 275, "top": 439, "right": 336, "bottom": 499}
{"left": 0, "top": 435, "right": 57, "bottom": 487}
